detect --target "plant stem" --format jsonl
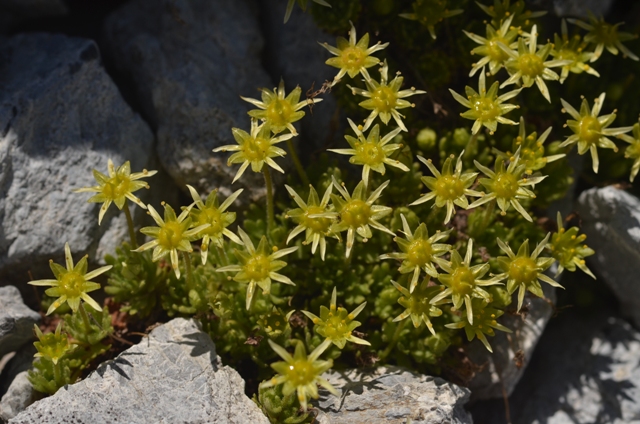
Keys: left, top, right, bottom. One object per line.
{"left": 263, "top": 167, "right": 275, "bottom": 239}
{"left": 182, "top": 251, "right": 195, "bottom": 293}
{"left": 123, "top": 202, "right": 138, "bottom": 249}
{"left": 479, "top": 200, "right": 496, "bottom": 234}
{"left": 463, "top": 132, "right": 479, "bottom": 161}
{"left": 216, "top": 245, "right": 230, "bottom": 267}
{"left": 286, "top": 138, "right": 310, "bottom": 187}
{"left": 53, "top": 360, "right": 63, "bottom": 388}
{"left": 379, "top": 320, "right": 407, "bottom": 361}
{"left": 78, "top": 302, "right": 92, "bottom": 336}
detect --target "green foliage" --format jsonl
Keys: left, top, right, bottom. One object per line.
{"left": 254, "top": 383, "right": 316, "bottom": 423}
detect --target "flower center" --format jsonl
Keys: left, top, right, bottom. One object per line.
{"left": 245, "top": 254, "right": 271, "bottom": 281}
{"left": 266, "top": 98, "right": 294, "bottom": 127}
{"left": 198, "top": 208, "right": 224, "bottom": 236}
{"left": 493, "top": 172, "right": 519, "bottom": 199}
{"left": 593, "top": 22, "right": 618, "bottom": 45}
{"left": 487, "top": 36, "right": 509, "bottom": 62}
{"left": 321, "top": 308, "right": 351, "bottom": 340}
{"left": 158, "top": 221, "right": 184, "bottom": 250}
{"left": 302, "top": 205, "right": 332, "bottom": 233}
{"left": 242, "top": 136, "right": 272, "bottom": 162}
{"left": 472, "top": 97, "right": 500, "bottom": 121}
{"left": 434, "top": 175, "right": 465, "bottom": 200}
{"left": 285, "top": 359, "right": 317, "bottom": 386}
{"left": 450, "top": 266, "right": 475, "bottom": 296}
{"left": 341, "top": 199, "right": 371, "bottom": 228}
{"left": 407, "top": 239, "right": 434, "bottom": 267}
{"left": 518, "top": 53, "right": 544, "bottom": 77}
{"left": 508, "top": 257, "right": 539, "bottom": 284}
{"left": 578, "top": 115, "right": 602, "bottom": 145}
{"left": 60, "top": 271, "right": 86, "bottom": 297}
{"left": 355, "top": 141, "right": 385, "bottom": 165}
{"left": 341, "top": 46, "right": 366, "bottom": 72}
{"left": 626, "top": 141, "right": 640, "bottom": 159}
{"left": 103, "top": 175, "right": 131, "bottom": 200}
{"left": 371, "top": 86, "right": 397, "bottom": 113}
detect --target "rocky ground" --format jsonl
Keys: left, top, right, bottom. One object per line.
{"left": 2, "top": 0, "right": 640, "bottom": 423}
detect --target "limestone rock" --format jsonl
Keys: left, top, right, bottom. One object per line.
{"left": 0, "top": 33, "right": 155, "bottom": 284}
{"left": 315, "top": 366, "right": 472, "bottom": 424}
{"left": 9, "top": 318, "right": 268, "bottom": 424}
{"left": 103, "top": 0, "right": 273, "bottom": 201}
{"left": 576, "top": 186, "right": 640, "bottom": 327}
{"left": 466, "top": 283, "right": 556, "bottom": 400}
{"left": 0, "top": 370, "right": 35, "bottom": 423}
{"left": 0, "top": 286, "right": 39, "bottom": 359}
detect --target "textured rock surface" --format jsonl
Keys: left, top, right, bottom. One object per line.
{"left": 316, "top": 366, "right": 473, "bottom": 423}
{"left": 553, "top": 0, "right": 614, "bottom": 19}
{"left": 103, "top": 0, "right": 273, "bottom": 200}
{"left": 261, "top": 0, "right": 340, "bottom": 155}
{"left": 0, "top": 370, "right": 35, "bottom": 423}
{"left": 467, "top": 283, "right": 556, "bottom": 400}
{"left": 0, "top": 286, "right": 39, "bottom": 359}
{"left": 576, "top": 186, "right": 640, "bottom": 327}
{"left": 0, "top": 33, "right": 154, "bottom": 283}
{"left": 473, "top": 304, "right": 640, "bottom": 424}
{"left": 9, "top": 318, "right": 268, "bottom": 424}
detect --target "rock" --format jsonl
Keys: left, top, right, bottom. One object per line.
{"left": 261, "top": 0, "right": 340, "bottom": 155}
{"left": 553, "top": 0, "right": 614, "bottom": 19}
{"left": 576, "top": 186, "right": 640, "bottom": 328}
{"left": 103, "top": 0, "right": 273, "bottom": 201}
{"left": 0, "top": 0, "right": 68, "bottom": 33}
{"left": 9, "top": 318, "right": 269, "bottom": 424}
{"left": 466, "top": 283, "right": 556, "bottom": 400}
{"left": 0, "top": 369, "right": 36, "bottom": 423}
{"left": 486, "top": 307, "right": 640, "bottom": 424}
{"left": 0, "top": 33, "right": 155, "bottom": 285}
{"left": 0, "top": 286, "right": 39, "bottom": 359}
{"left": 0, "top": 344, "right": 35, "bottom": 400}
{"left": 315, "top": 366, "right": 473, "bottom": 423}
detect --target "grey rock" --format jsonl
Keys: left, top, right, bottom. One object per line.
{"left": 501, "top": 309, "right": 640, "bottom": 424}
{"left": 0, "top": 33, "right": 155, "bottom": 283}
{"left": 316, "top": 366, "right": 473, "bottom": 423}
{"left": 0, "top": 371, "right": 35, "bottom": 423}
{"left": 553, "top": 0, "right": 613, "bottom": 19}
{"left": 0, "top": 344, "right": 35, "bottom": 400}
{"left": 576, "top": 186, "right": 640, "bottom": 327}
{"left": 0, "top": 286, "right": 39, "bottom": 359}
{"left": 103, "top": 0, "right": 273, "bottom": 201}
{"left": 261, "top": 0, "right": 340, "bottom": 155}
{"left": 9, "top": 318, "right": 269, "bottom": 424}
{"left": 467, "top": 283, "right": 556, "bottom": 400}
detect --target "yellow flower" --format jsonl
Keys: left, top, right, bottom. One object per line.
{"left": 301, "top": 287, "right": 370, "bottom": 349}
{"left": 216, "top": 228, "right": 298, "bottom": 309}
{"left": 410, "top": 151, "right": 483, "bottom": 224}
{"left": 498, "top": 25, "right": 571, "bottom": 102}
{"left": 399, "top": 0, "right": 463, "bottom": 40}
{"left": 495, "top": 234, "right": 561, "bottom": 311}
{"left": 347, "top": 61, "right": 426, "bottom": 132}
{"left": 469, "top": 148, "right": 547, "bottom": 222}
{"left": 328, "top": 119, "right": 407, "bottom": 184}
{"left": 186, "top": 185, "right": 243, "bottom": 265}
{"left": 261, "top": 340, "right": 337, "bottom": 411}
{"left": 549, "top": 212, "right": 595, "bottom": 279}
{"left": 390, "top": 279, "right": 447, "bottom": 336}
{"left": 320, "top": 21, "right": 388, "bottom": 82}
{"left": 284, "top": 0, "right": 330, "bottom": 23}
{"left": 380, "top": 214, "right": 451, "bottom": 292}
{"left": 449, "top": 67, "right": 521, "bottom": 135}
{"left": 213, "top": 119, "right": 293, "bottom": 183}
{"left": 464, "top": 14, "right": 520, "bottom": 76}
{"left": 134, "top": 202, "right": 209, "bottom": 279}
{"left": 29, "top": 243, "right": 111, "bottom": 315}
{"left": 241, "top": 81, "right": 321, "bottom": 135}
{"left": 445, "top": 298, "right": 511, "bottom": 352}
{"left": 617, "top": 123, "right": 640, "bottom": 182}
{"left": 74, "top": 159, "right": 157, "bottom": 224}
{"left": 568, "top": 13, "right": 639, "bottom": 62}
{"left": 551, "top": 19, "right": 600, "bottom": 84}
{"left": 330, "top": 176, "right": 394, "bottom": 258}
{"left": 431, "top": 239, "right": 503, "bottom": 325}
{"left": 33, "top": 323, "right": 73, "bottom": 365}
{"left": 285, "top": 184, "right": 339, "bottom": 260}
{"left": 559, "top": 93, "right": 632, "bottom": 173}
